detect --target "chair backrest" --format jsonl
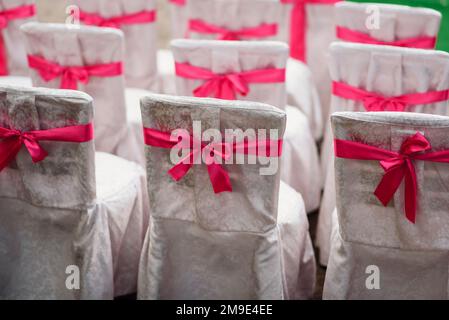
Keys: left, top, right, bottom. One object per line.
{"left": 0, "top": 85, "right": 95, "bottom": 210}
{"left": 186, "top": 0, "right": 283, "bottom": 41}
{"left": 332, "top": 111, "right": 449, "bottom": 251}
{"left": 329, "top": 42, "right": 449, "bottom": 115}
{"left": 0, "top": 0, "right": 36, "bottom": 76}
{"left": 140, "top": 93, "right": 285, "bottom": 299}
{"left": 171, "top": 39, "right": 288, "bottom": 109}
{"left": 21, "top": 22, "right": 127, "bottom": 154}
{"left": 169, "top": 0, "right": 188, "bottom": 39}
{"left": 70, "top": 0, "right": 158, "bottom": 90}
{"left": 335, "top": 2, "right": 441, "bottom": 47}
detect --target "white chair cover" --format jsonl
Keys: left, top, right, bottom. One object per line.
{"left": 169, "top": 0, "right": 187, "bottom": 39}
{"left": 324, "top": 112, "right": 449, "bottom": 299}
{"left": 317, "top": 43, "right": 449, "bottom": 266}
{"left": 21, "top": 22, "right": 146, "bottom": 166}
{"left": 71, "top": 0, "right": 159, "bottom": 91}
{"left": 138, "top": 94, "right": 316, "bottom": 300}
{"left": 0, "top": 86, "right": 149, "bottom": 299}
{"left": 171, "top": 39, "right": 321, "bottom": 212}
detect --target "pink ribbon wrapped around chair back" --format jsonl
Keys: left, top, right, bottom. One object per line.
{"left": 0, "top": 123, "right": 94, "bottom": 172}
{"left": 281, "top": 0, "right": 341, "bottom": 62}
{"left": 188, "top": 19, "right": 278, "bottom": 40}
{"left": 175, "top": 62, "right": 286, "bottom": 100}
{"left": 0, "top": 3, "right": 36, "bottom": 75}
{"left": 336, "top": 26, "right": 437, "bottom": 49}
{"left": 143, "top": 127, "right": 283, "bottom": 194}
{"left": 27, "top": 54, "right": 123, "bottom": 90}
{"left": 79, "top": 9, "right": 156, "bottom": 28}
{"left": 332, "top": 81, "right": 449, "bottom": 112}
{"left": 335, "top": 132, "right": 449, "bottom": 223}
{"left": 169, "top": 0, "right": 186, "bottom": 5}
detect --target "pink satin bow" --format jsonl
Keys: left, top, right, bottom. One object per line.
{"left": 0, "top": 4, "right": 36, "bottom": 75}
{"left": 27, "top": 55, "right": 123, "bottom": 90}
{"left": 79, "top": 10, "right": 156, "bottom": 28}
{"left": 281, "top": 0, "right": 341, "bottom": 62}
{"left": 144, "top": 127, "right": 283, "bottom": 194}
{"left": 175, "top": 62, "right": 286, "bottom": 100}
{"left": 0, "top": 123, "right": 94, "bottom": 172}
{"left": 335, "top": 133, "right": 449, "bottom": 223}
{"left": 336, "top": 26, "right": 437, "bottom": 49}
{"left": 332, "top": 81, "right": 449, "bottom": 112}
{"left": 188, "top": 19, "right": 278, "bottom": 40}
{"left": 169, "top": 0, "right": 186, "bottom": 5}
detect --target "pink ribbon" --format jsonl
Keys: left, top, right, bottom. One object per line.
{"left": 169, "top": 0, "right": 186, "bottom": 5}
{"left": 336, "top": 26, "right": 437, "bottom": 49}
{"left": 188, "top": 19, "right": 278, "bottom": 40}
{"left": 144, "top": 127, "right": 283, "bottom": 194}
{"left": 175, "top": 62, "right": 286, "bottom": 100}
{"left": 79, "top": 9, "right": 156, "bottom": 28}
{"left": 333, "top": 81, "right": 449, "bottom": 112}
{"left": 27, "top": 55, "right": 123, "bottom": 90}
{"left": 0, "top": 4, "right": 36, "bottom": 75}
{"left": 0, "top": 123, "right": 94, "bottom": 172}
{"left": 335, "top": 133, "right": 449, "bottom": 223}
{"left": 281, "top": 0, "right": 341, "bottom": 62}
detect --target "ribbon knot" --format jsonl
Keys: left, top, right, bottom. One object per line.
{"left": 335, "top": 132, "right": 449, "bottom": 224}
{"left": 363, "top": 96, "right": 407, "bottom": 112}
{"left": 194, "top": 74, "right": 249, "bottom": 100}
{"left": 61, "top": 67, "right": 90, "bottom": 89}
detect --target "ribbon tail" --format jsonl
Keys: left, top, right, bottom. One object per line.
{"left": 404, "top": 159, "right": 418, "bottom": 224}
{"left": 0, "top": 34, "right": 8, "bottom": 76}
{"left": 168, "top": 161, "right": 194, "bottom": 182}
{"left": 0, "top": 139, "right": 22, "bottom": 171}
{"left": 60, "top": 76, "right": 78, "bottom": 90}
{"left": 374, "top": 166, "right": 405, "bottom": 207}
{"left": 23, "top": 138, "right": 48, "bottom": 163}
{"left": 207, "top": 162, "right": 232, "bottom": 193}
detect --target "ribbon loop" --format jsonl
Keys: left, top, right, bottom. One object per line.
{"left": 335, "top": 132, "right": 449, "bottom": 223}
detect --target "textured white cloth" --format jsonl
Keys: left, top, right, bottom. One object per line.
{"left": 0, "top": 86, "right": 149, "bottom": 299}
{"left": 0, "top": 0, "right": 36, "bottom": 76}
{"left": 21, "top": 22, "right": 146, "bottom": 166}
{"left": 282, "top": 1, "right": 339, "bottom": 127}
{"left": 317, "top": 43, "right": 449, "bottom": 266}
{"left": 137, "top": 94, "right": 316, "bottom": 300}
{"left": 324, "top": 112, "right": 449, "bottom": 300}
{"left": 171, "top": 39, "right": 321, "bottom": 212}
{"left": 71, "top": 0, "right": 159, "bottom": 91}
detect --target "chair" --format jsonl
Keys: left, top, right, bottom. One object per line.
{"left": 21, "top": 22, "right": 146, "bottom": 166}
{"left": 0, "top": 85, "right": 149, "bottom": 299}
{"left": 138, "top": 93, "right": 316, "bottom": 299}
{"left": 324, "top": 111, "right": 449, "bottom": 299}
{"left": 171, "top": 39, "right": 322, "bottom": 213}
{"left": 317, "top": 42, "right": 449, "bottom": 266}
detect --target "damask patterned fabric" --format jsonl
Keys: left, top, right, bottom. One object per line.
{"left": 324, "top": 111, "right": 449, "bottom": 299}
{"left": 0, "top": 85, "right": 149, "bottom": 299}
{"left": 138, "top": 94, "right": 316, "bottom": 300}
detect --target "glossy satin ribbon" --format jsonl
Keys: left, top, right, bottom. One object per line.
{"left": 27, "top": 55, "right": 123, "bottom": 90}
{"left": 79, "top": 9, "right": 156, "bottom": 28}
{"left": 144, "top": 127, "right": 283, "bottom": 194}
{"left": 281, "top": 0, "right": 341, "bottom": 62}
{"left": 0, "top": 123, "right": 94, "bottom": 171}
{"left": 336, "top": 26, "right": 437, "bottom": 49}
{"left": 175, "top": 62, "right": 286, "bottom": 100}
{"left": 188, "top": 19, "right": 278, "bottom": 40}
{"left": 0, "top": 4, "right": 36, "bottom": 75}
{"left": 335, "top": 132, "right": 449, "bottom": 223}
{"left": 332, "top": 81, "right": 449, "bottom": 112}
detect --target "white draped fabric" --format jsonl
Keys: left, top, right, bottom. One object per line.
{"left": 324, "top": 112, "right": 449, "bottom": 299}
{"left": 0, "top": 86, "right": 149, "bottom": 299}
{"left": 71, "top": 0, "right": 159, "bottom": 91}
{"left": 21, "top": 23, "right": 146, "bottom": 166}
{"left": 137, "top": 94, "right": 316, "bottom": 300}
{"left": 171, "top": 39, "right": 322, "bottom": 212}
{"left": 317, "top": 43, "right": 449, "bottom": 266}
